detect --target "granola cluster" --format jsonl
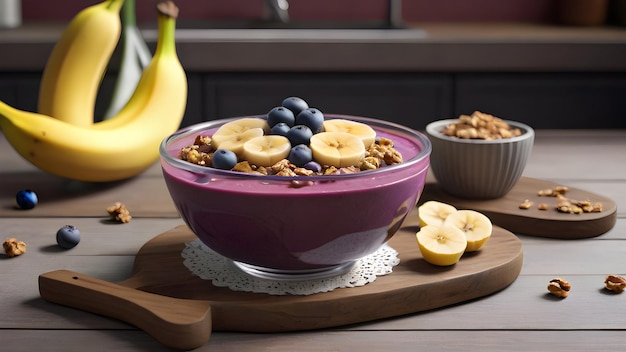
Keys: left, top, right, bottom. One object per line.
{"left": 179, "top": 135, "right": 403, "bottom": 176}
{"left": 442, "top": 111, "right": 523, "bottom": 140}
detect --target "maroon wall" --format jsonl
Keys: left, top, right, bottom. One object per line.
{"left": 21, "top": 0, "right": 557, "bottom": 23}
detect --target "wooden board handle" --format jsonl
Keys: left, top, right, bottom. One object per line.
{"left": 38, "top": 270, "right": 212, "bottom": 350}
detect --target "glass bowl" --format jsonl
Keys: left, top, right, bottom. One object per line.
{"left": 160, "top": 114, "right": 431, "bottom": 280}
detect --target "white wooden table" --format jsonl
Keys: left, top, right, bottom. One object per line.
{"left": 0, "top": 130, "right": 625, "bottom": 351}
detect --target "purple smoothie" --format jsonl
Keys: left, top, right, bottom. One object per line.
{"left": 160, "top": 115, "right": 431, "bottom": 273}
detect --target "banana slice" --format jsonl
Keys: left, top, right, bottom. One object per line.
{"left": 322, "top": 119, "right": 377, "bottom": 148}
{"left": 309, "top": 131, "right": 365, "bottom": 168}
{"left": 444, "top": 210, "right": 493, "bottom": 252}
{"left": 418, "top": 201, "right": 458, "bottom": 227}
{"left": 212, "top": 118, "right": 270, "bottom": 157}
{"left": 242, "top": 135, "right": 291, "bottom": 167}
{"left": 416, "top": 225, "right": 467, "bottom": 266}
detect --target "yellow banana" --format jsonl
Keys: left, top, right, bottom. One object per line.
{"left": 38, "top": 0, "right": 124, "bottom": 127}
{"left": 0, "top": 1, "right": 187, "bottom": 183}
{"left": 93, "top": 0, "right": 183, "bottom": 131}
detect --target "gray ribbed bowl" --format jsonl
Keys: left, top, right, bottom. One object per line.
{"left": 426, "top": 119, "right": 534, "bottom": 199}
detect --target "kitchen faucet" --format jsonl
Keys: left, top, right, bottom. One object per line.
{"left": 263, "top": 0, "right": 290, "bottom": 23}
{"left": 262, "top": 0, "right": 404, "bottom": 28}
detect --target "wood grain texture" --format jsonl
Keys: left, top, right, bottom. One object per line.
{"left": 2, "top": 130, "right": 625, "bottom": 352}
{"left": 3, "top": 329, "right": 626, "bottom": 352}
{"left": 38, "top": 214, "right": 522, "bottom": 347}
{"left": 39, "top": 271, "right": 212, "bottom": 350}
{"left": 421, "top": 177, "right": 617, "bottom": 239}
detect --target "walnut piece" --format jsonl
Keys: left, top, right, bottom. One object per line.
{"left": 519, "top": 199, "right": 533, "bottom": 209}
{"left": 547, "top": 278, "right": 571, "bottom": 298}
{"left": 3, "top": 238, "right": 26, "bottom": 257}
{"left": 604, "top": 275, "right": 626, "bottom": 293}
{"left": 107, "top": 202, "right": 132, "bottom": 223}
{"left": 534, "top": 186, "right": 602, "bottom": 214}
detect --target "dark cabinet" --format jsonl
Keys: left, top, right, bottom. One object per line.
{"left": 201, "top": 73, "right": 453, "bottom": 131}
{"left": 455, "top": 73, "right": 626, "bottom": 129}
{"left": 2, "top": 71, "right": 625, "bottom": 129}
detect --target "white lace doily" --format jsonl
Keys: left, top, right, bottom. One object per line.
{"left": 181, "top": 239, "right": 400, "bottom": 296}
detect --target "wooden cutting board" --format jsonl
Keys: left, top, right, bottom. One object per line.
{"left": 421, "top": 177, "right": 617, "bottom": 239}
{"left": 39, "top": 209, "right": 523, "bottom": 350}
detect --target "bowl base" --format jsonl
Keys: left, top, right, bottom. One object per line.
{"left": 231, "top": 260, "right": 357, "bottom": 281}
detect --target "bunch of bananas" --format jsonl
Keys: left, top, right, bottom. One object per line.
{"left": 0, "top": 0, "right": 188, "bottom": 182}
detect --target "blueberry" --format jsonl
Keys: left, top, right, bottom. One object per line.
{"left": 56, "top": 225, "right": 80, "bottom": 249}
{"left": 267, "top": 106, "right": 295, "bottom": 127}
{"left": 288, "top": 144, "right": 313, "bottom": 167}
{"left": 270, "top": 122, "right": 291, "bottom": 136}
{"left": 211, "top": 149, "right": 238, "bottom": 170}
{"left": 16, "top": 189, "right": 38, "bottom": 210}
{"left": 282, "top": 97, "right": 309, "bottom": 116}
{"left": 295, "top": 108, "right": 324, "bottom": 133}
{"left": 303, "top": 160, "right": 322, "bottom": 173}
{"left": 286, "top": 125, "right": 313, "bottom": 146}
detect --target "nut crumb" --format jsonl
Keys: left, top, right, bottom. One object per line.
{"left": 107, "top": 202, "right": 132, "bottom": 223}
{"left": 604, "top": 275, "right": 626, "bottom": 293}
{"left": 519, "top": 199, "right": 533, "bottom": 209}
{"left": 547, "top": 278, "right": 571, "bottom": 298}
{"left": 533, "top": 186, "right": 602, "bottom": 214}
{"left": 3, "top": 238, "right": 26, "bottom": 257}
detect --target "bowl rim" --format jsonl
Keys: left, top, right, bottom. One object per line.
{"left": 160, "top": 114, "right": 432, "bottom": 181}
{"left": 425, "top": 118, "right": 534, "bottom": 144}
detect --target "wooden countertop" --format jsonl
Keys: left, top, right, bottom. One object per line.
{"left": 2, "top": 22, "right": 626, "bottom": 72}
{"left": 1, "top": 129, "right": 625, "bottom": 351}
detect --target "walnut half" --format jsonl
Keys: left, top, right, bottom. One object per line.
{"left": 604, "top": 275, "right": 626, "bottom": 293}
{"left": 547, "top": 278, "right": 571, "bottom": 298}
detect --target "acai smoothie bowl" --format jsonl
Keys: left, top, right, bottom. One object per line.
{"left": 159, "top": 98, "right": 431, "bottom": 280}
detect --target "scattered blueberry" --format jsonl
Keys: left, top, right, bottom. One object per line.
{"left": 295, "top": 108, "right": 325, "bottom": 133}
{"left": 211, "top": 149, "right": 238, "bottom": 170}
{"left": 286, "top": 125, "right": 313, "bottom": 146}
{"left": 267, "top": 106, "right": 295, "bottom": 127}
{"left": 288, "top": 144, "right": 313, "bottom": 167}
{"left": 282, "top": 97, "right": 309, "bottom": 116}
{"left": 303, "top": 160, "right": 322, "bottom": 173}
{"left": 56, "top": 225, "right": 81, "bottom": 249}
{"left": 270, "top": 122, "right": 291, "bottom": 136}
{"left": 15, "top": 189, "right": 38, "bottom": 210}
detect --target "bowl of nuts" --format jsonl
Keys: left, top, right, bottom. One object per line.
{"left": 160, "top": 101, "right": 431, "bottom": 280}
{"left": 426, "top": 111, "right": 534, "bottom": 199}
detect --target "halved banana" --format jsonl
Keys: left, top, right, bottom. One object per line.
{"left": 416, "top": 225, "right": 467, "bottom": 266}
{"left": 418, "top": 201, "right": 458, "bottom": 228}
{"left": 322, "top": 119, "right": 377, "bottom": 148}
{"left": 444, "top": 210, "right": 493, "bottom": 252}
{"left": 242, "top": 135, "right": 291, "bottom": 167}
{"left": 309, "top": 131, "right": 366, "bottom": 168}
{"left": 212, "top": 118, "right": 270, "bottom": 157}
